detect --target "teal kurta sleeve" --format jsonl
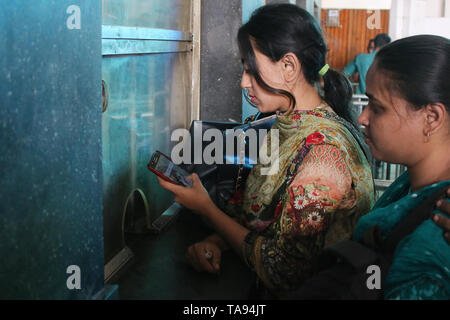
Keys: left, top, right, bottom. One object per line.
{"left": 343, "top": 58, "right": 357, "bottom": 77}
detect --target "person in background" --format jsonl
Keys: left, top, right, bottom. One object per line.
{"left": 348, "top": 39, "right": 375, "bottom": 89}
{"left": 344, "top": 33, "right": 391, "bottom": 94}
{"left": 367, "top": 38, "right": 375, "bottom": 54}
{"left": 158, "top": 4, "right": 374, "bottom": 298}
{"left": 355, "top": 35, "right": 450, "bottom": 299}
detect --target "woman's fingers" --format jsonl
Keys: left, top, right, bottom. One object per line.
{"left": 211, "top": 248, "right": 222, "bottom": 272}
{"left": 189, "top": 173, "right": 207, "bottom": 191}
{"left": 190, "top": 173, "right": 201, "bottom": 185}
{"left": 436, "top": 197, "right": 450, "bottom": 218}
{"left": 185, "top": 242, "right": 221, "bottom": 274}
{"left": 185, "top": 245, "right": 204, "bottom": 272}
{"left": 202, "top": 245, "right": 222, "bottom": 273}
{"left": 193, "top": 243, "right": 219, "bottom": 274}
{"left": 157, "top": 176, "right": 183, "bottom": 193}
{"left": 434, "top": 192, "right": 450, "bottom": 244}
{"left": 157, "top": 176, "right": 190, "bottom": 206}
{"left": 433, "top": 212, "right": 450, "bottom": 243}
{"left": 435, "top": 199, "right": 450, "bottom": 229}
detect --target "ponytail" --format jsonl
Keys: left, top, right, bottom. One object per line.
{"left": 322, "top": 68, "right": 355, "bottom": 127}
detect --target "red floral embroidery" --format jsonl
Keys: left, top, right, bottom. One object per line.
{"left": 307, "top": 110, "right": 315, "bottom": 115}
{"left": 315, "top": 112, "right": 323, "bottom": 117}
{"left": 305, "top": 132, "right": 325, "bottom": 146}
{"left": 292, "top": 114, "right": 302, "bottom": 120}
{"left": 251, "top": 204, "right": 261, "bottom": 212}
{"left": 274, "top": 202, "right": 283, "bottom": 218}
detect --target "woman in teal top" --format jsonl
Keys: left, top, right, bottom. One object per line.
{"left": 354, "top": 35, "right": 450, "bottom": 299}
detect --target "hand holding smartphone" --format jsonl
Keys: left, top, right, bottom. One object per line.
{"left": 147, "top": 151, "right": 193, "bottom": 187}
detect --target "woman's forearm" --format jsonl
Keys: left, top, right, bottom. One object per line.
{"left": 200, "top": 202, "right": 250, "bottom": 258}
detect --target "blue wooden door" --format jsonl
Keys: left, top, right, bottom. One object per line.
{"left": 0, "top": 0, "right": 103, "bottom": 299}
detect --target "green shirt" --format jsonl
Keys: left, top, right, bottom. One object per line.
{"left": 344, "top": 51, "right": 376, "bottom": 94}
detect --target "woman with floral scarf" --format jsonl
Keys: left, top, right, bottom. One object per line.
{"left": 158, "top": 4, "right": 374, "bottom": 297}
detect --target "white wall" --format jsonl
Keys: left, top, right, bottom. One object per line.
{"left": 389, "top": 0, "right": 450, "bottom": 40}
{"left": 425, "top": 0, "right": 445, "bottom": 17}
{"left": 322, "top": 0, "right": 391, "bottom": 9}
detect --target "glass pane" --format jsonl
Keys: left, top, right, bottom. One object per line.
{"left": 102, "top": 53, "right": 191, "bottom": 260}
{"left": 102, "top": 0, "right": 192, "bottom": 31}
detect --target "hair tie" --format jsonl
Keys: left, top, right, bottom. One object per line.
{"left": 318, "top": 64, "right": 329, "bottom": 76}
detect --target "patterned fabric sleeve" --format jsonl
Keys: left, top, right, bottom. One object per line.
{"left": 244, "top": 143, "right": 357, "bottom": 291}
{"left": 386, "top": 276, "right": 449, "bottom": 300}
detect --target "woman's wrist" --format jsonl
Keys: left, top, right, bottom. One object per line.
{"left": 205, "top": 233, "right": 230, "bottom": 251}
{"left": 197, "top": 198, "right": 219, "bottom": 217}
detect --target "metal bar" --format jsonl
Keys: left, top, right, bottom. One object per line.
{"left": 374, "top": 179, "right": 394, "bottom": 188}
{"left": 102, "top": 25, "right": 192, "bottom": 41}
{"left": 102, "top": 39, "right": 192, "bottom": 56}
{"left": 190, "top": 0, "right": 202, "bottom": 123}
{"left": 104, "top": 246, "right": 134, "bottom": 283}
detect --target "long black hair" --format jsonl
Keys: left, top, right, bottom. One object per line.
{"left": 238, "top": 4, "right": 354, "bottom": 124}
{"left": 373, "top": 35, "right": 450, "bottom": 112}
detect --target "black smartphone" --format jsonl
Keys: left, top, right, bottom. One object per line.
{"left": 147, "top": 151, "right": 193, "bottom": 187}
